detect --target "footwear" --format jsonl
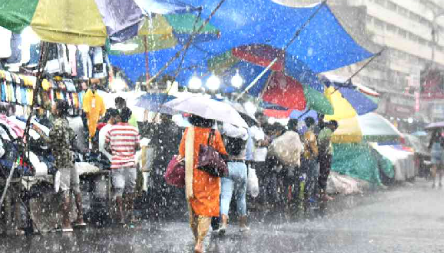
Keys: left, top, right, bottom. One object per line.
{"left": 73, "top": 193, "right": 86, "bottom": 227}
{"left": 126, "top": 193, "right": 136, "bottom": 224}
{"left": 116, "top": 196, "right": 125, "bottom": 224}
{"left": 194, "top": 241, "right": 203, "bottom": 253}
{"left": 6, "top": 229, "right": 25, "bottom": 236}
{"left": 218, "top": 214, "right": 228, "bottom": 236}
{"left": 61, "top": 228, "right": 74, "bottom": 233}
{"left": 432, "top": 183, "right": 436, "bottom": 188}
{"left": 61, "top": 195, "right": 73, "bottom": 232}
{"left": 239, "top": 216, "right": 250, "bottom": 233}
{"left": 321, "top": 194, "right": 334, "bottom": 202}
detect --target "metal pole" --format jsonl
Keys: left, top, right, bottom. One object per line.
{"left": 236, "top": 0, "right": 328, "bottom": 100}
{"left": 331, "top": 48, "right": 385, "bottom": 94}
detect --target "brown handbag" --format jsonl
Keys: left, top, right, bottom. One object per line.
{"left": 197, "top": 129, "right": 228, "bottom": 177}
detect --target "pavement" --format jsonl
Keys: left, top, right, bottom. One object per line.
{"left": 1, "top": 178, "right": 444, "bottom": 253}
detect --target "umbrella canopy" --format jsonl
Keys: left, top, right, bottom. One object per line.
{"left": 174, "top": 0, "right": 374, "bottom": 73}
{"left": 412, "top": 131, "right": 427, "bottom": 137}
{"left": 208, "top": 51, "right": 333, "bottom": 115}
{"left": 323, "top": 82, "right": 378, "bottom": 121}
{"left": 164, "top": 96, "right": 248, "bottom": 128}
{"left": 109, "top": 13, "right": 220, "bottom": 55}
{"left": 209, "top": 45, "right": 324, "bottom": 92}
{"left": 0, "top": 0, "right": 193, "bottom": 46}
{"left": 135, "top": 93, "right": 178, "bottom": 115}
{"left": 109, "top": 1, "right": 375, "bottom": 84}
{"left": 332, "top": 113, "right": 402, "bottom": 143}
{"left": 425, "top": 122, "right": 444, "bottom": 131}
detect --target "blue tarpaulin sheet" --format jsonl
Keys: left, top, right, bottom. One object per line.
{"left": 110, "top": 1, "right": 373, "bottom": 85}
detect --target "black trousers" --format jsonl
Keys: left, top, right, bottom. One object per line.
{"left": 318, "top": 153, "right": 332, "bottom": 193}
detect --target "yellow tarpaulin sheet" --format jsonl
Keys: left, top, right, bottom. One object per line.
{"left": 331, "top": 117, "right": 362, "bottom": 143}
{"left": 31, "top": 0, "right": 107, "bottom": 46}
{"left": 138, "top": 15, "right": 173, "bottom": 36}
{"left": 324, "top": 86, "right": 357, "bottom": 121}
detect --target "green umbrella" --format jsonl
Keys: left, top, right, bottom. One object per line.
{"left": 303, "top": 85, "right": 334, "bottom": 115}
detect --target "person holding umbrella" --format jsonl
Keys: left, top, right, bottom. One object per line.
{"left": 178, "top": 114, "right": 227, "bottom": 253}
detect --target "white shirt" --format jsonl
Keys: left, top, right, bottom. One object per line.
{"left": 221, "top": 123, "right": 249, "bottom": 160}
{"left": 99, "top": 124, "right": 113, "bottom": 161}
{"left": 250, "top": 125, "right": 268, "bottom": 162}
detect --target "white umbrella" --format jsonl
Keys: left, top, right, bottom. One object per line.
{"left": 164, "top": 96, "right": 248, "bottom": 128}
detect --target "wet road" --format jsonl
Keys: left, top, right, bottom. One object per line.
{"left": 1, "top": 178, "right": 444, "bottom": 253}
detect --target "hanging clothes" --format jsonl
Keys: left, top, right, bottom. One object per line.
{"left": 28, "top": 43, "right": 40, "bottom": 67}
{"left": 5, "top": 33, "right": 22, "bottom": 64}
{"left": 67, "top": 45, "right": 78, "bottom": 77}
{"left": 0, "top": 27, "right": 12, "bottom": 59}
{"left": 21, "top": 87, "right": 27, "bottom": 105}
{"left": 78, "top": 91, "right": 85, "bottom": 109}
{"left": 58, "top": 44, "right": 71, "bottom": 75}
{"left": 27, "top": 89, "right": 33, "bottom": 105}
{"left": 1, "top": 81, "right": 6, "bottom": 102}
{"left": 15, "top": 84, "right": 21, "bottom": 105}
{"left": 72, "top": 93, "right": 79, "bottom": 109}
{"left": 82, "top": 89, "right": 105, "bottom": 139}
{"left": 77, "top": 45, "right": 92, "bottom": 79}
{"left": 91, "top": 47, "right": 107, "bottom": 79}
{"left": 45, "top": 43, "right": 62, "bottom": 74}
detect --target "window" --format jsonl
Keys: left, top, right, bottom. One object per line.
{"left": 398, "top": 29, "right": 407, "bottom": 38}
{"left": 419, "top": 17, "right": 429, "bottom": 26}
{"left": 386, "top": 23, "right": 397, "bottom": 33}
{"left": 419, "top": 37, "right": 428, "bottom": 46}
{"left": 374, "top": 0, "right": 386, "bottom": 6}
{"left": 374, "top": 18, "right": 385, "bottom": 29}
{"left": 398, "top": 6, "right": 408, "bottom": 16}
{"left": 387, "top": 1, "right": 397, "bottom": 11}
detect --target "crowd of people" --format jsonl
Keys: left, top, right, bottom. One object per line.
{"left": 2, "top": 98, "right": 340, "bottom": 253}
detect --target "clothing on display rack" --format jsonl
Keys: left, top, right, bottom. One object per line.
{"left": 82, "top": 89, "right": 105, "bottom": 139}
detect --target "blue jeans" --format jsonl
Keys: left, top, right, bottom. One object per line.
{"left": 220, "top": 162, "right": 248, "bottom": 216}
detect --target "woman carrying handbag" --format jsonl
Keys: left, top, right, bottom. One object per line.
{"left": 178, "top": 115, "right": 227, "bottom": 253}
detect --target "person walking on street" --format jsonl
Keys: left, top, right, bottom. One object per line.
{"left": 178, "top": 115, "right": 227, "bottom": 253}
{"left": 33, "top": 100, "right": 86, "bottom": 232}
{"left": 317, "top": 120, "right": 338, "bottom": 201}
{"left": 250, "top": 112, "right": 271, "bottom": 208}
{"left": 105, "top": 108, "right": 141, "bottom": 224}
{"left": 218, "top": 122, "right": 250, "bottom": 235}
{"left": 429, "top": 129, "right": 444, "bottom": 188}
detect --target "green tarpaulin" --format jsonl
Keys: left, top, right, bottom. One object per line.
{"left": 332, "top": 143, "right": 394, "bottom": 185}
{"left": 0, "top": 0, "right": 38, "bottom": 33}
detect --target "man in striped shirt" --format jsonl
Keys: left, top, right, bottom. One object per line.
{"left": 105, "top": 107, "right": 140, "bottom": 224}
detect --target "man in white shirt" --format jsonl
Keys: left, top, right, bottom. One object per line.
{"left": 250, "top": 112, "right": 271, "bottom": 208}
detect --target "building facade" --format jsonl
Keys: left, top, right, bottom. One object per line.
{"left": 277, "top": 0, "right": 444, "bottom": 129}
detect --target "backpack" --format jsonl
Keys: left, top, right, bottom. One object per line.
{"left": 224, "top": 136, "right": 247, "bottom": 156}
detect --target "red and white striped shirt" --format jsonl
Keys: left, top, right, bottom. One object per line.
{"left": 105, "top": 123, "right": 140, "bottom": 169}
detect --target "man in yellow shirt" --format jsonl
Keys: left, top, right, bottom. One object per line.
{"left": 303, "top": 117, "right": 319, "bottom": 209}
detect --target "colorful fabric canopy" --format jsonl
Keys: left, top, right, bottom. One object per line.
{"left": 0, "top": 0, "right": 195, "bottom": 46}
{"left": 110, "top": 13, "right": 220, "bottom": 55}
{"left": 332, "top": 113, "right": 402, "bottom": 143}
{"left": 322, "top": 77, "right": 378, "bottom": 121}
{"left": 109, "top": 1, "right": 374, "bottom": 84}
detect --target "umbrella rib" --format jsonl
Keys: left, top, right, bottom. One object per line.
{"left": 331, "top": 47, "right": 385, "bottom": 94}
{"left": 146, "top": 0, "right": 227, "bottom": 85}
{"left": 236, "top": 0, "right": 328, "bottom": 99}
